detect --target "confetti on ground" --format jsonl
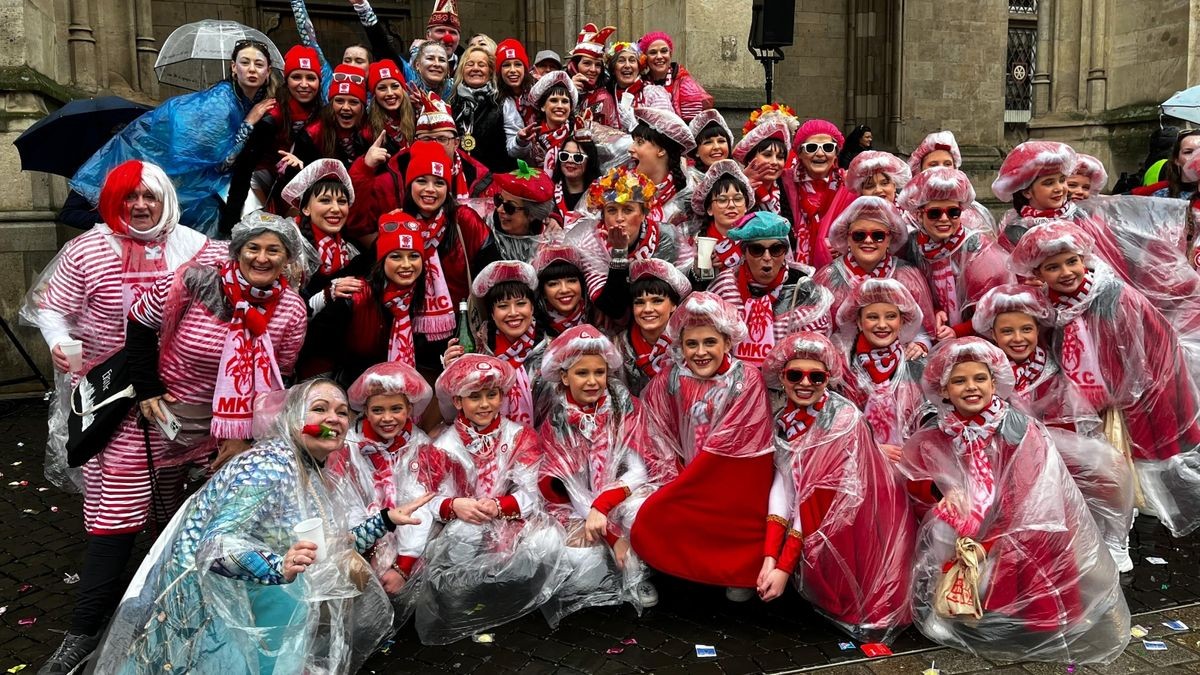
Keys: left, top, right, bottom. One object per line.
{"left": 1165, "top": 620, "right": 1190, "bottom": 631}
{"left": 0, "top": 607, "right": 7, "bottom": 616}
{"left": 10, "top": 462, "right": 21, "bottom": 466}
{"left": 1067, "top": 664, "right": 1076, "bottom": 673}
{"left": 471, "top": 634, "right": 494, "bottom": 644}
{"left": 605, "top": 646, "right": 624, "bottom": 655}
{"left": 621, "top": 637, "right": 637, "bottom": 645}
{"left": 922, "top": 668, "right": 940, "bottom": 675}
{"left": 837, "top": 642, "right": 855, "bottom": 651}
{"left": 17, "top": 584, "right": 32, "bottom": 593}
{"left": 1146, "top": 556, "right": 1168, "bottom": 565}
{"left": 6, "top": 482, "right": 18, "bottom": 487}
{"left": 695, "top": 645, "right": 716, "bottom": 658}
{"left": 17, "top": 482, "right": 27, "bottom": 487}
{"left": 21, "top": 509, "right": 36, "bottom": 515}
{"left": 16, "top": 442, "right": 23, "bottom": 447}
{"left": 7, "top": 665, "right": 27, "bottom": 674}
{"left": 1132, "top": 625, "right": 1149, "bottom": 638}
{"left": 50, "top": 507, "right": 59, "bottom": 512}
{"left": 36, "top": 488, "right": 48, "bottom": 492}
{"left": 17, "top": 617, "right": 36, "bottom": 626}
{"left": 63, "top": 573, "right": 80, "bottom": 585}
{"left": 1143, "top": 640, "right": 1168, "bottom": 651}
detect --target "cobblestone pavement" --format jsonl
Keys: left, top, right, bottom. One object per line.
{"left": 3, "top": 397, "right": 1200, "bottom": 674}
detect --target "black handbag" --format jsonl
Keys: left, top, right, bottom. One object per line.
{"left": 66, "top": 349, "right": 137, "bottom": 467}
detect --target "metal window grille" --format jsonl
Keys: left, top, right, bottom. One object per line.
{"left": 1005, "top": 25, "right": 1036, "bottom": 122}
{"left": 1009, "top": 0, "right": 1037, "bottom": 14}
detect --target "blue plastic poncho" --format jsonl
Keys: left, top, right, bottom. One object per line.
{"left": 70, "top": 80, "right": 258, "bottom": 236}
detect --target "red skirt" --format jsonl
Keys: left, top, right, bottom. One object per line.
{"left": 630, "top": 450, "right": 774, "bottom": 587}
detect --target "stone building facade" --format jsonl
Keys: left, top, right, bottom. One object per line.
{"left": 0, "top": 0, "right": 1191, "bottom": 388}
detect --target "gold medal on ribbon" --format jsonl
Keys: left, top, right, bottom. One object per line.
{"left": 461, "top": 133, "right": 476, "bottom": 152}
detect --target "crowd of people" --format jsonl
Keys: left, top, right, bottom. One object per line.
{"left": 22, "top": 0, "right": 1200, "bottom": 672}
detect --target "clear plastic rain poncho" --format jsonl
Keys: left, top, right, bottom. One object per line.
{"left": 1008, "top": 220, "right": 1200, "bottom": 537}
{"left": 971, "top": 284, "right": 1135, "bottom": 555}
{"left": 19, "top": 161, "right": 221, "bottom": 492}
{"left": 93, "top": 380, "right": 396, "bottom": 674}
{"left": 764, "top": 332, "right": 917, "bottom": 644}
{"left": 770, "top": 391, "right": 918, "bottom": 644}
{"left": 327, "top": 419, "right": 436, "bottom": 627}
{"left": 413, "top": 417, "right": 569, "bottom": 644}
{"left": 1001, "top": 195, "right": 1200, "bottom": 355}
{"left": 537, "top": 377, "right": 663, "bottom": 627}
{"left": 899, "top": 339, "right": 1129, "bottom": 665}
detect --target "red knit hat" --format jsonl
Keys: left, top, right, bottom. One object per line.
{"left": 493, "top": 160, "right": 554, "bottom": 203}
{"left": 427, "top": 0, "right": 460, "bottom": 30}
{"left": 328, "top": 64, "right": 367, "bottom": 103}
{"left": 496, "top": 39, "right": 529, "bottom": 70}
{"left": 377, "top": 212, "right": 427, "bottom": 261}
{"left": 637, "top": 31, "right": 674, "bottom": 55}
{"left": 794, "top": 118, "right": 845, "bottom": 150}
{"left": 284, "top": 46, "right": 320, "bottom": 76}
{"left": 368, "top": 59, "right": 404, "bottom": 91}
{"left": 406, "top": 140, "right": 451, "bottom": 184}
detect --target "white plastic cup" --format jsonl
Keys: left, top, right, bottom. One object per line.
{"left": 60, "top": 339, "right": 84, "bottom": 373}
{"left": 696, "top": 236, "right": 718, "bottom": 271}
{"left": 292, "top": 517, "right": 326, "bottom": 563}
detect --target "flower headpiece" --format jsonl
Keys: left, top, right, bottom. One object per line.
{"left": 743, "top": 103, "right": 798, "bottom": 136}
{"left": 587, "top": 165, "right": 656, "bottom": 209}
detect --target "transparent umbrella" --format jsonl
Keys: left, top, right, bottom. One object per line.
{"left": 1162, "top": 85, "right": 1200, "bottom": 125}
{"left": 154, "top": 20, "right": 283, "bottom": 92}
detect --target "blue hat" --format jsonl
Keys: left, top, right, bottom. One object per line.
{"left": 727, "top": 211, "right": 791, "bottom": 243}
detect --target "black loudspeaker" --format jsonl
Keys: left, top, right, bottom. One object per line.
{"left": 750, "top": 0, "right": 796, "bottom": 50}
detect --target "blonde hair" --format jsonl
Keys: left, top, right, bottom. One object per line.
{"left": 453, "top": 46, "right": 497, "bottom": 90}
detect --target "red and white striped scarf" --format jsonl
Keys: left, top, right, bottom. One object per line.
{"left": 360, "top": 419, "right": 413, "bottom": 509}
{"left": 648, "top": 178, "right": 678, "bottom": 226}
{"left": 536, "top": 123, "right": 572, "bottom": 173}
{"left": 704, "top": 222, "right": 741, "bottom": 270}
{"left": 776, "top": 393, "right": 826, "bottom": 444}
{"left": 917, "top": 226, "right": 967, "bottom": 321}
{"left": 1011, "top": 346, "right": 1048, "bottom": 394}
{"left": 496, "top": 325, "right": 537, "bottom": 369}
{"left": 631, "top": 329, "right": 672, "bottom": 378}
{"left": 854, "top": 333, "right": 902, "bottom": 384}
{"left": 382, "top": 284, "right": 416, "bottom": 366}
{"left": 1019, "top": 201, "right": 1076, "bottom": 221}
{"left": 792, "top": 169, "right": 842, "bottom": 263}
{"left": 1050, "top": 273, "right": 1109, "bottom": 408}
{"left": 414, "top": 210, "right": 456, "bottom": 340}
{"left": 547, "top": 304, "right": 584, "bottom": 336}
{"left": 566, "top": 391, "right": 613, "bottom": 493}
{"left": 935, "top": 395, "right": 1006, "bottom": 537}
{"left": 455, "top": 415, "right": 503, "bottom": 496}
{"left": 755, "top": 180, "right": 781, "bottom": 215}
{"left": 212, "top": 261, "right": 286, "bottom": 439}
{"left": 843, "top": 252, "right": 895, "bottom": 280}
{"left": 311, "top": 224, "right": 351, "bottom": 276}
{"left": 630, "top": 218, "right": 662, "bottom": 261}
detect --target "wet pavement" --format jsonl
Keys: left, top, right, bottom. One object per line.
{"left": 2, "top": 397, "right": 1200, "bottom": 674}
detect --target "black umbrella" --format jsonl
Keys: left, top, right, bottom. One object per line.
{"left": 14, "top": 95, "right": 153, "bottom": 177}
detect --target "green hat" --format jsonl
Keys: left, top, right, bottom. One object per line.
{"left": 727, "top": 211, "right": 791, "bottom": 243}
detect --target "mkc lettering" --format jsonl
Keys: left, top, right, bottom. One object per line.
{"left": 737, "top": 342, "right": 773, "bottom": 361}
{"left": 216, "top": 397, "right": 253, "bottom": 414}
{"left": 427, "top": 295, "right": 452, "bottom": 311}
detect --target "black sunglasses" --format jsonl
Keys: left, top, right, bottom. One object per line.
{"left": 745, "top": 242, "right": 788, "bottom": 258}
{"left": 557, "top": 151, "right": 587, "bottom": 164}
{"left": 923, "top": 206, "right": 962, "bottom": 220}
{"left": 234, "top": 39, "right": 271, "bottom": 59}
{"left": 801, "top": 142, "right": 837, "bottom": 154}
{"left": 783, "top": 369, "right": 828, "bottom": 384}
{"left": 851, "top": 230, "right": 888, "bottom": 243}
{"left": 493, "top": 194, "right": 526, "bottom": 215}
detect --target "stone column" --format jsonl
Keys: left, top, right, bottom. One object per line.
{"left": 134, "top": 0, "right": 158, "bottom": 98}
{"left": 1031, "top": 0, "right": 1053, "bottom": 115}
{"left": 1085, "top": 0, "right": 1108, "bottom": 113}
{"left": 67, "top": 0, "right": 98, "bottom": 89}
